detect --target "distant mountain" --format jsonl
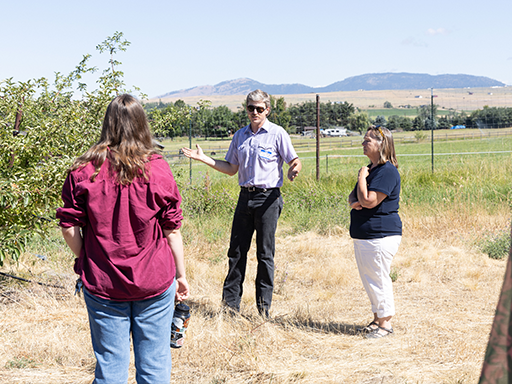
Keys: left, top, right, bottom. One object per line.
{"left": 156, "top": 78, "right": 316, "bottom": 98}
{"left": 155, "top": 73, "right": 505, "bottom": 99}
{"left": 320, "top": 73, "right": 505, "bottom": 92}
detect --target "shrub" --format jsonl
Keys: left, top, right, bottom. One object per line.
{"left": 390, "top": 266, "right": 401, "bottom": 282}
{"left": 480, "top": 230, "right": 510, "bottom": 260}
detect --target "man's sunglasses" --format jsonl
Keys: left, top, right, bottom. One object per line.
{"left": 247, "top": 105, "right": 267, "bottom": 113}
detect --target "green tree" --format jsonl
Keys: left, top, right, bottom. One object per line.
{"left": 193, "top": 99, "right": 212, "bottom": 139}
{"left": 386, "top": 115, "right": 401, "bottom": 131}
{"left": 0, "top": 32, "right": 143, "bottom": 265}
{"left": 437, "top": 116, "right": 451, "bottom": 130}
{"left": 148, "top": 105, "right": 188, "bottom": 139}
{"left": 387, "top": 115, "right": 413, "bottom": 131}
{"left": 347, "top": 112, "right": 370, "bottom": 133}
{"left": 373, "top": 115, "right": 387, "bottom": 126}
{"left": 383, "top": 101, "right": 393, "bottom": 108}
{"left": 288, "top": 100, "right": 355, "bottom": 132}
{"left": 209, "top": 105, "right": 236, "bottom": 137}
{"left": 233, "top": 106, "right": 249, "bottom": 132}
{"left": 269, "top": 96, "right": 291, "bottom": 132}
{"left": 95, "top": 31, "right": 132, "bottom": 96}
{"left": 399, "top": 116, "right": 413, "bottom": 131}
{"left": 412, "top": 115, "right": 425, "bottom": 131}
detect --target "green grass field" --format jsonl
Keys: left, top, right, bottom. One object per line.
{"left": 164, "top": 130, "right": 512, "bottom": 237}
{"left": 363, "top": 108, "right": 452, "bottom": 119}
{"left": 163, "top": 128, "right": 512, "bottom": 182}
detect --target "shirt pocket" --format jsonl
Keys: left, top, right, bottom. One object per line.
{"left": 257, "top": 145, "right": 277, "bottom": 162}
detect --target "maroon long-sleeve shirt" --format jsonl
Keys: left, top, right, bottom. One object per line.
{"left": 56, "top": 155, "right": 183, "bottom": 301}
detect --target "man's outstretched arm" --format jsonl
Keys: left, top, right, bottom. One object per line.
{"left": 181, "top": 144, "right": 238, "bottom": 176}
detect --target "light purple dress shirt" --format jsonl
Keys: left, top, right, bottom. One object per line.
{"left": 225, "top": 119, "right": 298, "bottom": 188}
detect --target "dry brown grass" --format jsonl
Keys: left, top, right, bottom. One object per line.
{"left": 0, "top": 208, "right": 508, "bottom": 383}
{"left": 150, "top": 86, "right": 512, "bottom": 112}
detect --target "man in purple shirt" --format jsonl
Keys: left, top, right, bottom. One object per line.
{"left": 182, "top": 89, "right": 301, "bottom": 317}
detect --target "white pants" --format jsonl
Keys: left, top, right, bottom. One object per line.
{"left": 353, "top": 236, "right": 401, "bottom": 318}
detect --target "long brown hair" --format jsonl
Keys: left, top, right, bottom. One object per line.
{"left": 69, "top": 94, "right": 158, "bottom": 185}
{"left": 367, "top": 125, "right": 398, "bottom": 168}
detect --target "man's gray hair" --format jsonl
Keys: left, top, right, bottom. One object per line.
{"left": 246, "top": 89, "right": 271, "bottom": 110}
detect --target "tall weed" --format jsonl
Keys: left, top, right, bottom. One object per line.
{"left": 281, "top": 175, "right": 353, "bottom": 235}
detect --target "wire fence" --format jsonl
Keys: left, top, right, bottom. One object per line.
{"left": 164, "top": 128, "right": 512, "bottom": 162}
{"left": 291, "top": 128, "right": 512, "bottom": 152}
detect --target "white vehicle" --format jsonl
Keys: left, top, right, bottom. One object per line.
{"left": 323, "top": 128, "right": 347, "bottom": 137}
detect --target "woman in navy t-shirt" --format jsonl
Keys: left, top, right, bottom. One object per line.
{"left": 348, "top": 125, "right": 402, "bottom": 339}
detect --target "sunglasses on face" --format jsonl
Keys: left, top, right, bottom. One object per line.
{"left": 247, "top": 105, "right": 267, "bottom": 113}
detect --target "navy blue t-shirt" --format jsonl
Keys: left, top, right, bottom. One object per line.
{"left": 349, "top": 161, "right": 402, "bottom": 239}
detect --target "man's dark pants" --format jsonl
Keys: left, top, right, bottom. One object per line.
{"left": 222, "top": 188, "right": 283, "bottom": 315}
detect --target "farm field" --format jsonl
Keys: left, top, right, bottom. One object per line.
{"left": 150, "top": 86, "right": 512, "bottom": 113}
{"left": 0, "top": 131, "right": 511, "bottom": 383}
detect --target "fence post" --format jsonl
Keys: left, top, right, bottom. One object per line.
{"left": 326, "top": 154, "right": 328, "bottom": 173}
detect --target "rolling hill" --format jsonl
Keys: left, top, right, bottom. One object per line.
{"left": 155, "top": 73, "right": 505, "bottom": 99}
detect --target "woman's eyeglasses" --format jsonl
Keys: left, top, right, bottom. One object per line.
{"left": 247, "top": 105, "right": 267, "bottom": 113}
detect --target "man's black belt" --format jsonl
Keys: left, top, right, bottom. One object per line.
{"left": 240, "top": 186, "right": 278, "bottom": 193}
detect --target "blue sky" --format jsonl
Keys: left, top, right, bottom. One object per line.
{"left": 1, "top": 0, "right": 511, "bottom": 98}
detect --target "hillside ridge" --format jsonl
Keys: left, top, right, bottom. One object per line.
{"left": 155, "top": 73, "right": 506, "bottom": 98}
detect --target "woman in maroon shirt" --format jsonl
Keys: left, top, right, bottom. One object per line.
{"left": 57, "top": 94, "right": 189, "bottom": 383}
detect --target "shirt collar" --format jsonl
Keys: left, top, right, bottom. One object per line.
{"left": 247, "top": 119, "right": 270, "bottom": 135}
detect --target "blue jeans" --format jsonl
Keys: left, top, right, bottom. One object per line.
{"left": 83, "top": 281, "right": 176, "bottom": 384}
{"left": 222, "top": 188, "right": 283, "bottom": 314}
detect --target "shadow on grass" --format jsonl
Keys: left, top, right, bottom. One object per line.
{"left": 274, "top": 318, "right": 361, "bottom": 336}
{"left": 185, "top": 299, "right": 363, "bottom": 336}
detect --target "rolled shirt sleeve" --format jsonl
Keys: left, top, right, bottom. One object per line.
{"left": 56, "top": 171, "right": 88, "bottom": 228}
{"left": 55, "top": 156, "right": 183, "bottom": 301}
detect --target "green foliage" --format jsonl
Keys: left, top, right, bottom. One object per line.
{"left": 0, "top": 31, "right": 143, "bottom": 266}
{"left": 412, "top": 115, "right": 425, "bottom": 131}
{"left": 4, "top": 357, "right": 39, "bottom": 369}
{"left": 373, "top": 115, "right": 387, "bottom": 126}
{"left": 269, "top": 96, "right": 292, "bottom": 132}
{"left": 390, "top": 266, "right": 401, "bottom": 282}
{"left": 480, "top": 230, "right": 510, "bottom": 260}
{"left": 179, "top": 172, "right": 238, "bottom": 220}
{"left": 387, "top": 115, "right": 412, "bottom": 131}
{"left": 148, "top": 104, "right": 189, "bottom": 138}
{"left": 280, "top": 175, "right": 352, "bottom": 235}
{"left": 148, "top": 100, "right": 238, "bottom": 139}
{"left": 288, "top": 100, "right": 355, "bottom": 131}
{"left": 383, "top": 101, "right": 393, "bottom": 108}
{"left": 414, "top": 131, "right": 428, "bottom": 141}
{"left": 347, "top": 112, "right": 370, "bottom": 133}
{"left": 436, "top": 115, "right": 452, "bottom": 130}
{"left": 468, "top": 106, "right": 512, "bottom": 129}
{"left": 208, "top": 105, "right": 236, "bottom": 137}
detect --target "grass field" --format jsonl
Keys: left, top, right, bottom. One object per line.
{"left": 364, "top": 108, "right": 452, "bottom": 119}
{"left": 162, "top": 128, "right": 512, "bottom": 183}
{"left": 150, "top": 86, "right": 512, "bottom": 113}
{"left": 0, "top": 131, "right": 511, "bottom": 383}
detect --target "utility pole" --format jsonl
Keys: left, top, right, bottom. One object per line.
{"left": 189, "top": 106, "right": 193, "bottom": 183}
{"left": 431, "top": 88, "right": 434, "bottom": 173}
{"left": 316, "top": 95, "right": 320, "bottom": 181}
